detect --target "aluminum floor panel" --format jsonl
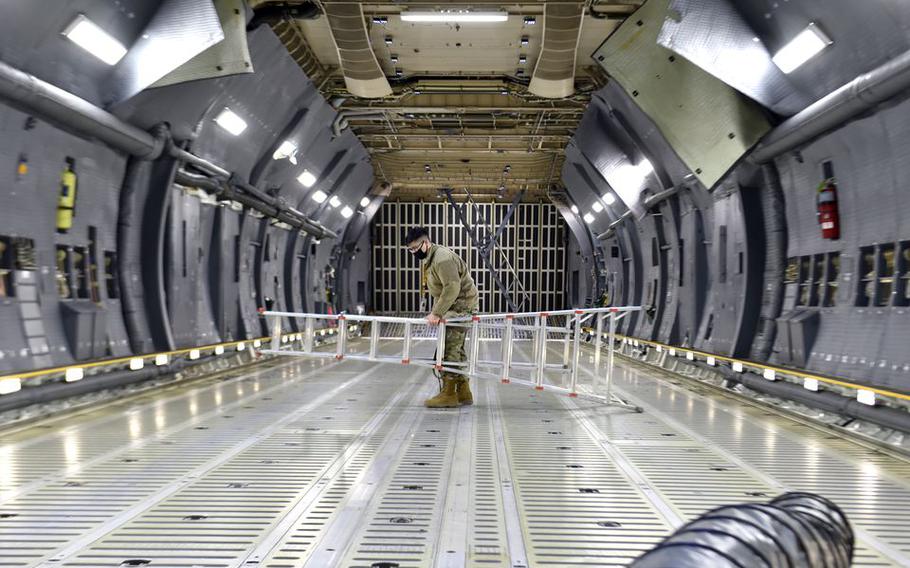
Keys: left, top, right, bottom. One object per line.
{"left": 0, "top": 342, "right": 907, "bottom": 567}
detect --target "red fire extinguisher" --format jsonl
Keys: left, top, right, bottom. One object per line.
{"left": 817, "top": 178, "right": 840, "bottom": 240}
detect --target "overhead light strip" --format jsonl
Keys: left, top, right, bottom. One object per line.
{"left": 400, "top": 12, "right": 508, "bottom": 23}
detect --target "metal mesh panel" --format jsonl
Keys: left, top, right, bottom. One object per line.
{"left": 371, "top": 201, "right": 567, "bottom": 313}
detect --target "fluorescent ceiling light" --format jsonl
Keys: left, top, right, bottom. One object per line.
{"left": 570, "top": 204, "right": 579, "bottom": 214}
{"left": 360, "top": 197, "right": 371, "bottom": 207}
{"left": 129, "top": 358, "right": 144, "bottom": 370}
{"left": 298, "top": 169, "right": 317, "bottom": 188}
{"left": 602, "top": 192, "right": 616, "bottom": 206}
{"left": 401, "top": 11, "right": 508, "bottom": 23}
{"left": 214, "top": 108, "right": 247, "bottom": 136}
{"left": 583, "top": 213, "right": 595, "bottom": 224}
{"left": 772, "top": 23, "right": 832, "bottom": 73}
{"left": 62, "top": 14, "right": 127, "bottom": 65}
{"left": 273, "top": 140, "right": 297, "bottom": 161}
{"left": 341, "top": 206, "right": 354, "bottom": 218}
{"left": 329, "top": 196, "right": 342, "bottom": 208}
{"left": 311, "top": 190, "right": 328, "bottom": 203}
{"left": 591, "top": 201, "right": 604, "bottom": 213}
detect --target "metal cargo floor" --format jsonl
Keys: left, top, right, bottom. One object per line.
{"left": 1, "top": 342, "right": 909, "bottom": 568}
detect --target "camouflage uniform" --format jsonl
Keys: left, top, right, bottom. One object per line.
{"left": 423, "top": 244, "right": 479, "bottom": 381}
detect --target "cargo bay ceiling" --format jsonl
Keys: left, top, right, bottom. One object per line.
{"left": 250, "top": 0, "right": 643, "bottom": 201}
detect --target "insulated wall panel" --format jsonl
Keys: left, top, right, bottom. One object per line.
{"left": 592, "top": 0, "right": 770, "bottom": 188}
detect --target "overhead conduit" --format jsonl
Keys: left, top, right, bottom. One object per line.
{"left": 751, "top": 48, "right": 910, "bottom": 163}
{"left": 0, "top": 59, "right": 336, "bottom": 239}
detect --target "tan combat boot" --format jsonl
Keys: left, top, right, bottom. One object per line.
{"left": 424, "top": 378, "right": 459, "bottom": 408}
{"left": 455, "top": 377, "right": 473, "bottom": 406}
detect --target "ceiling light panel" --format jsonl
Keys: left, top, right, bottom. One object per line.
{"left": 401, "top": 12, "right": 508, "bottom": 23}
{"left": 329, "top": 196, "right": 342, "bottom": 208}
{"left": 341, "top": 206, "right": 354, "bottom": 218}
{"left": 311, "top": 190, "right": 328, "bottom": 203}
{"left": 772, "top": 23, "right": 833, "bottom": 73}
{"left": 62, "top": 14, "right": 128, "bottom": 65}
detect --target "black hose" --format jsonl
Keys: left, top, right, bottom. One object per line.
{"left": 631, "top": 492, "right": 853, "bottom": 568}
{"left": 751, "top": 163, "right": 787, "bottom": 361}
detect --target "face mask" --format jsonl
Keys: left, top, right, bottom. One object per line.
{"left": 412, "top": 243, "right": 428, "bottom": 261}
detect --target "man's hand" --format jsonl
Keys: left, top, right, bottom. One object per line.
{"left": 426, "top": 313, "right": 441, "bottom": 326}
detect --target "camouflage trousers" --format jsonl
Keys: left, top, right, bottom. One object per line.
{"left": 439, "top": 298, "right": 476, "bottom": 381}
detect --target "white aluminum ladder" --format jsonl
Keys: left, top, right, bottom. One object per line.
{"left": 258, "top": 306, "right": 642, "bottom": 411}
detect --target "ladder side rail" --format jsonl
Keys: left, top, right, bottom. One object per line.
{"left": 402, "top": 322, "right": 412, "bottom": 364}
{"left": 534, "top": 313, "right": 547, "bottom": 390}
{"left": 569, "top": 309, "right": 583, "bottom": 397}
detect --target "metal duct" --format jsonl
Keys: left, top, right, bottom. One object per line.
{"left": 0, "top": 60, "right": 162, "bottom": 159}
{"left": 529, "top": 3, "right": 585, "bottom": 98}
{"left": 751, "top": 48, "right": 910, "bottom": 163}
{"left": 323, "top": 2, "right": 392, "bottom": 98}
{"left": 631, "top": 492, "right": 854, "bottom": 568}
{"left": 174, "top": 169, "right": 337, "bottom": 239}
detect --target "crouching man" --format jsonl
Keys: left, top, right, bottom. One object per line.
{"left": 404, "top": 227, "right": 479, "bottom": 408}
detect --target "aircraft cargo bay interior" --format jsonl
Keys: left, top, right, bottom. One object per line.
{"left": 0, "top": 1, "right": 909, "bottom": 567}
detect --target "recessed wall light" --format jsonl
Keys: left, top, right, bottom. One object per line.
{"left": 298, "top": 170, "right": 317, "bottom": 188}
{"left": 273, "top": 140, "right": 297, "bottom": 161}
{"left": 62, "top": 14, "right": 127, "bottom": 65}
{"left": 214, "top": 108, "right": 247, "bottom": 136}
{"left": 772, "top": 22, "right": 832, "bottom": 73}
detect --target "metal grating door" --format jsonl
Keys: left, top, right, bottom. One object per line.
{"left": 371, "top": 201, "right": 566, "bottom": 313}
